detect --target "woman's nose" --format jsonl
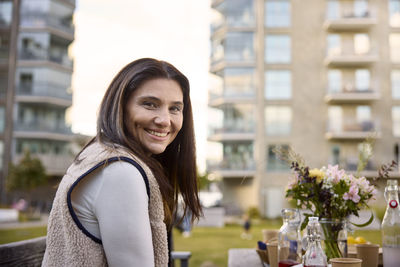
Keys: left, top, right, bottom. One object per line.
{"left": 154, "top": 109, "right": 171, "bottom": 127}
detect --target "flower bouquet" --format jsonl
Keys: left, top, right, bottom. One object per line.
{"left": 274, "top": 143, "right": 379, "bottom": 259}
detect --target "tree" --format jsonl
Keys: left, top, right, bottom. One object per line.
{"left": 198, "top": 171, "right": 211, "bottom": 191}
{"left": 7, "top": 150, "right": 47, "bottom": 192}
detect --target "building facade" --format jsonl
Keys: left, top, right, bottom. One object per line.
{"left": 208, "top": 0, "right": 400, "bottom": 217}
{"left": 0, "top": 0, "right": 75, "bottom": 204}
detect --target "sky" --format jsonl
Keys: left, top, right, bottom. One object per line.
{"left": 70, "top": 0, "right": 211, "bottom": 171}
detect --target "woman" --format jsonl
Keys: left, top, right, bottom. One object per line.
{"left": 42, "top": 58, "right": 202, "bottom": 267}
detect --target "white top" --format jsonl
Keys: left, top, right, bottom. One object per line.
{"left": 70, "top": 161, "right": 154, "bottom": 267}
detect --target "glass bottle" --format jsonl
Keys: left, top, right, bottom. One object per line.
{"left": 303, "top": 217, "right": 328, "bottom": 267}
{"left": 382, "top": 179, "right": 400, "bottom": 267}
{"left": 278, "top": 208, "right": 302, "bottom": 267}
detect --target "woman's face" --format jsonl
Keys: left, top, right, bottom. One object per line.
{"left": 125, "top": 78, "right": 184, "bottom": 155}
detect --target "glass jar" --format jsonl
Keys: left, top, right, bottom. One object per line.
{"left": 278, "top": 208, "right": 302, "bottom": 267}
{"left": 319, "top": 218, "right": 348, "bottom": 260}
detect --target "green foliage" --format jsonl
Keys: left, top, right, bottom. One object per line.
{"left": 6, "top": 150, "right": 47, "bottom": 192}
{"left": 357, "top": 136, "right": 375, "bottom": 174}
{"left": 247, "top": 206, "right": 261, "bottom": 219}
{"left": 198, "top": 171, "right": 211, "bottom": 190}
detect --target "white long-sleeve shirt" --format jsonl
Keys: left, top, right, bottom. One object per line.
{"left": 70, "top": 161, "right": 154, "bottom": 267}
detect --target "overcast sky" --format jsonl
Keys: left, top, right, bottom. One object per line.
{"left": 70, "top": 0, "right": 211, "bottom": 170}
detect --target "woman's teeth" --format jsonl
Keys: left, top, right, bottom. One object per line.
{"left": 148, "top": 130, "right": 167, "bottom": 137}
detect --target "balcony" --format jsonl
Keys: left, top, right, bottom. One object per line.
{"left": 14, "top": 122, "right": 73, "bottom": 142}
{"left": 324, "top": 12, "right": 377, "bottom": 31}
{"left": 324, "top": 52, "right": 378, "bottom": 67}
{"left": 207, "top": 159, "right": 256, "bottom": 178}
{"left": 19, "top": 49, "right": 73, "bottom": 71}
{"left": 13, "top": 153, "right": 74, "bottom": 176}
{"left": 325, "top": 88, "right": 380, "bottom": 104}
{"left": 16, "top": 82, "right": 72, "bottom": 107}
{"left": 208, "top": 90, "right": 255, "bottom": 107}
{"left": 325, "top": 119, "right": 381, "bottom": 140}
{"left": 55, "top": 0, "right": 76, "bottom": 7}
{"left": 208, "top": 122, "right": 255, "bottom": 142}
{"left": 210, "top": 60, "right": 255, "bottom": 74}
{"left": 20, "top": 13, "right": 74, "bottom": 40}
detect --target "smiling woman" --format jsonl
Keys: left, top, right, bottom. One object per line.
{"left": 42, "top": 58, "right": 202, "bottom": 267}
{"left": 125, "top": 79, "right": 184, "bottom": 155}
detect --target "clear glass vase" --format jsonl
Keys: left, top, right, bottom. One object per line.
{"left": 319, "top": 218, "right": 348, "bottom": 260}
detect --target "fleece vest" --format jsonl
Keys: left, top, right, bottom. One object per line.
{"left": 42, "top": 142, "right": 168, "bottom": 267}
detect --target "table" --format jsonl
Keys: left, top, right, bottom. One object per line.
{"left": 228, "top": 247, "right": 383, "bottom": 267}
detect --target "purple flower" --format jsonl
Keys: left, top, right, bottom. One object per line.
{"left": 343, "top": 185, "right": 361, "bottom": 203}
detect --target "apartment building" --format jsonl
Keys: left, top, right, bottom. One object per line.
{"left": 208, "top": 0, "right": 400, "bottom": 217}
{"left": 0, "top": 0, "right": 75, "bottom": 204}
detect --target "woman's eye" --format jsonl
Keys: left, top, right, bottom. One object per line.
{"left": 170, "top": 106, "right": 182, "bottom": 113}
{"left": 143, "top": 102, "right": 156, "bottom": 109}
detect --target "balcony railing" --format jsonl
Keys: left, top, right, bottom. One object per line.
{"left": 208, "top": 90, "right": 256, "bottom": 106}
{"left": 324, "top": 10, "right": 377, "bottom": 30}
{"left": 326, "top": 119, "right": 380, "bottom": 140}
{"left": 325, "top": 87, "right": 380, "bottom": 103}
{"left": 324, "top": 51, "right": 378, "bottom": 67}
{"left": 21, "top": 13, "right": 74, "bottom": 37}
{"left": 17, "top": 82, "right": 72, "bottom": 101}
{"left": 19, "top": 49, "right": 73, "bottom": 69}
{"left": 14, "top": 121, "right": 72, "bottom": 135}
{"left": 207, "top": 157, "right": 256, "bottom": 178}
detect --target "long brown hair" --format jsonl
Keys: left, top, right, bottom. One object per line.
{"left": 88, "top": 58, "right": 202, "bottom": 226}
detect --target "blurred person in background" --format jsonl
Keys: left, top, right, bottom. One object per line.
{"left": 42, "top": 58, "right": 202, "bottom": 267}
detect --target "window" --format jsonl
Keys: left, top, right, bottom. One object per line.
{"left": 331, "top": 145, "right": 340, "bottom": 166}
{"left": 328, "top": 70, "right": 342, "bottom": 93}
{"left": 0, "top": 1, "right": 12, "bottom": 26}
{"left": 389, "top": 0, "right": 400, "bottom": 27}
{"left": 265, "top": 106, "right": 292, "bottom": 136}
{"left": 267, "top": 144, "right": 289, "bottom": 171}
{"left": 355, "top": 69, "right": 370, "bottom": 91}
{"left": 354, "top": 34, "right": 370, "bottom": 55}
{"left": 392, "top": 106, "right": 400, "bottom": 136}
{"left": 390, "top": 34, "right": 400, "bottom": 62}
{"left": 225, "top": 32, "right": 254, "bottom": 61}
{"left": 265, "top": 0, "right": 291, "bottom": 28}
{"left": 223, "top": 142, "right": 254, "bottom": 170}
{"left": 224, "top": 68, "right": 256, "bottom": 97}
{"left": 265, "top": 70, "right": 291, "bottom": 99}
{"left": 328, "top": 106, "right": 343, "bottom": 132}
{"left": 354, "top": 0, "right": 369, "bottom": 18}
{"left": 20, "top": 73, "right": 33, "bottom": 93}
{"left": 0, "top": 106, "right": 4, "bottom": 133}
{"left": 219, "top": 0, "right": 255, "bottom": 27}
{"left": 327, "top": 34, "right": 341, "bottom": 56}
{"left": 222, "top": 104, "right": 255, "bottom": 133}
{"left": 265, "top": 35, "right": 291, "bottom": 63}
{"left": 356, "top": 105, "right": 371, "bottom": 123}
{"left": 392, "top": 70, "right": 400, "bottom": 99}
{"left": 326, "top": 0, "right": 340, "bottom": 19}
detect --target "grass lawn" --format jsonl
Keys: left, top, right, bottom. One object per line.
{"left": 173, "top": 220, "right": 382, "bottom": 267}
{"left": 0, "top": 220, "right": 381, "bottom": 267}
{"left": 0, "top": 226, "right": 47, "bottom": 245}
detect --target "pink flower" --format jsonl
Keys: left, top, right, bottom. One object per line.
{"left": 343, "top": 185, "right": 361, "bottom": 203}
{"left": 327, "top": 164, "right": 346, "bottom": 184}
